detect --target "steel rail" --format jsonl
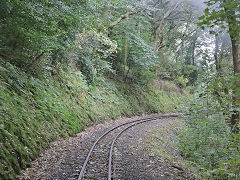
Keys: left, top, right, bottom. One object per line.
{"left": 77, "top": 116, "right": 157, "bottom": 180}
{"left": 108, "top": 119, "right": 156, "bottom": 180}
{"left": 78, "top": 114, "right": 180, "bottom": 180}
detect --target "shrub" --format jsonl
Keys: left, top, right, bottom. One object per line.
{"left": 177, "top": 95, "right": 239, "bottom": 179}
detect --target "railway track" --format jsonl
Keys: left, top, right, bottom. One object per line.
{"left": 77, "top": 114, "right": 181, "bottom": 180}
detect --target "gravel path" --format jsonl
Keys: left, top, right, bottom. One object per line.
{"left": 18, "top": 113, "right": 196, "bottom": 180}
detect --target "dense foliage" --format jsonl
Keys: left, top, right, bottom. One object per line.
{"left": 0, "top": 60, "right": 185, "bottom": 179}
{"left": 0, "top": 0, "right": 192, "bottom": 178}
{"left": 178, "top": 56, "right": 239, "bottom": 178}
{"left": 0, "top": 0, "right": 202, "bottom": 84}
{"left": 177, "top": 0, "right": 240, "bottom": 178}
{"left": 0, "top": 0, "right": 239, "bottom": 179}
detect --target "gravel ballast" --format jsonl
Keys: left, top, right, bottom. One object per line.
{"left": 18, "top": 113, "right": 196, "bottom": 180}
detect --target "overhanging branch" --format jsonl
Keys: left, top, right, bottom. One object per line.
{"left": 109, "top": 11, "right": 137, "bottom": 29}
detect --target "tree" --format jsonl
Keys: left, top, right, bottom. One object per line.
{"left": 198, "top": 0, "right": 240, "bottom": 132}
{"left": 0, "top": 0, "right": 87, "bottom": 70}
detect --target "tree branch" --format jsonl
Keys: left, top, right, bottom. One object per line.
{"left": 154, "top": 2, "right": 180, "bottom": 51}
{"left": 109, "top": 11, "right": 137, "bottom": 29}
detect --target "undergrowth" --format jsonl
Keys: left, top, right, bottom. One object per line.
{"left": 149, "top": 119, "right": 200, "bottom": 179}
{"left": 0, "top": 62, "right": 187, "bottom": 179}
{"left": 176, "top": 98, "right": 240, "bottom": 179}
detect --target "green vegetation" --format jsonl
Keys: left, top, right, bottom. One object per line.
{"left": 0, "top": 61, "right": 186, "bottom": 179}
{"left": 177, "top": 58, "right": 240, "bottom": 179}
{"left": 149, "top": 119, "right": 201, "bottom": 179}
{"left": 0, "top": 0, "right": 239, "bottom": 179}
{"left": 176, "top": 1, "right": 240, "bottom": 179}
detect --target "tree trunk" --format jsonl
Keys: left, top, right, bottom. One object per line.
{"left": 101, "top": 4, "right": 109, "bottom": 21}
{"left": 231, "top": 37, "right": 240, "bottom": 132}
{"left": 214, "top": 35, "right": 221, "bottom": 74}
{"left": 223, "top": 0, "right": 240, "bottom": 132}
{"left": 124, "top": 35, "right": 128, "bottom": 79}
{"left": 154, "top": 2, "right": 180, "bottom": 51}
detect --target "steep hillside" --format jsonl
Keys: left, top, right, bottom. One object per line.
{"left": 0, "top": 62, "right": 187, "bottom": 179}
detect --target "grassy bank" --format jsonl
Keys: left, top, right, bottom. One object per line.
{"left": 148, "top": 119, "right": 200, "bottom": 179}
{"left": 0, "top": 62, "right": 187, "bottom": 179}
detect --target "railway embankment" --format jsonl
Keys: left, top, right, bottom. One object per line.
{"left": 19, "top": 114, "right": 197, "bottom": 179}
{"left": 0, "top": 64, "right": 188, "bottom": 179}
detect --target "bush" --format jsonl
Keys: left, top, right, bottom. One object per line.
{"left": 177, "top": 115, "right": 230, "bottom": 170}
{"left": 177, "top": 95, "right": 239, "bottom": 179}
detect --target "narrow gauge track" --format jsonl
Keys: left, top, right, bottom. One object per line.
{"left": 78, "top": 114, "right": 180, "bottom": 180}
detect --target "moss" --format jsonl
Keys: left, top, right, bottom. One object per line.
{"left": 0, "top": 63, "right": 188, "bottom": 179}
